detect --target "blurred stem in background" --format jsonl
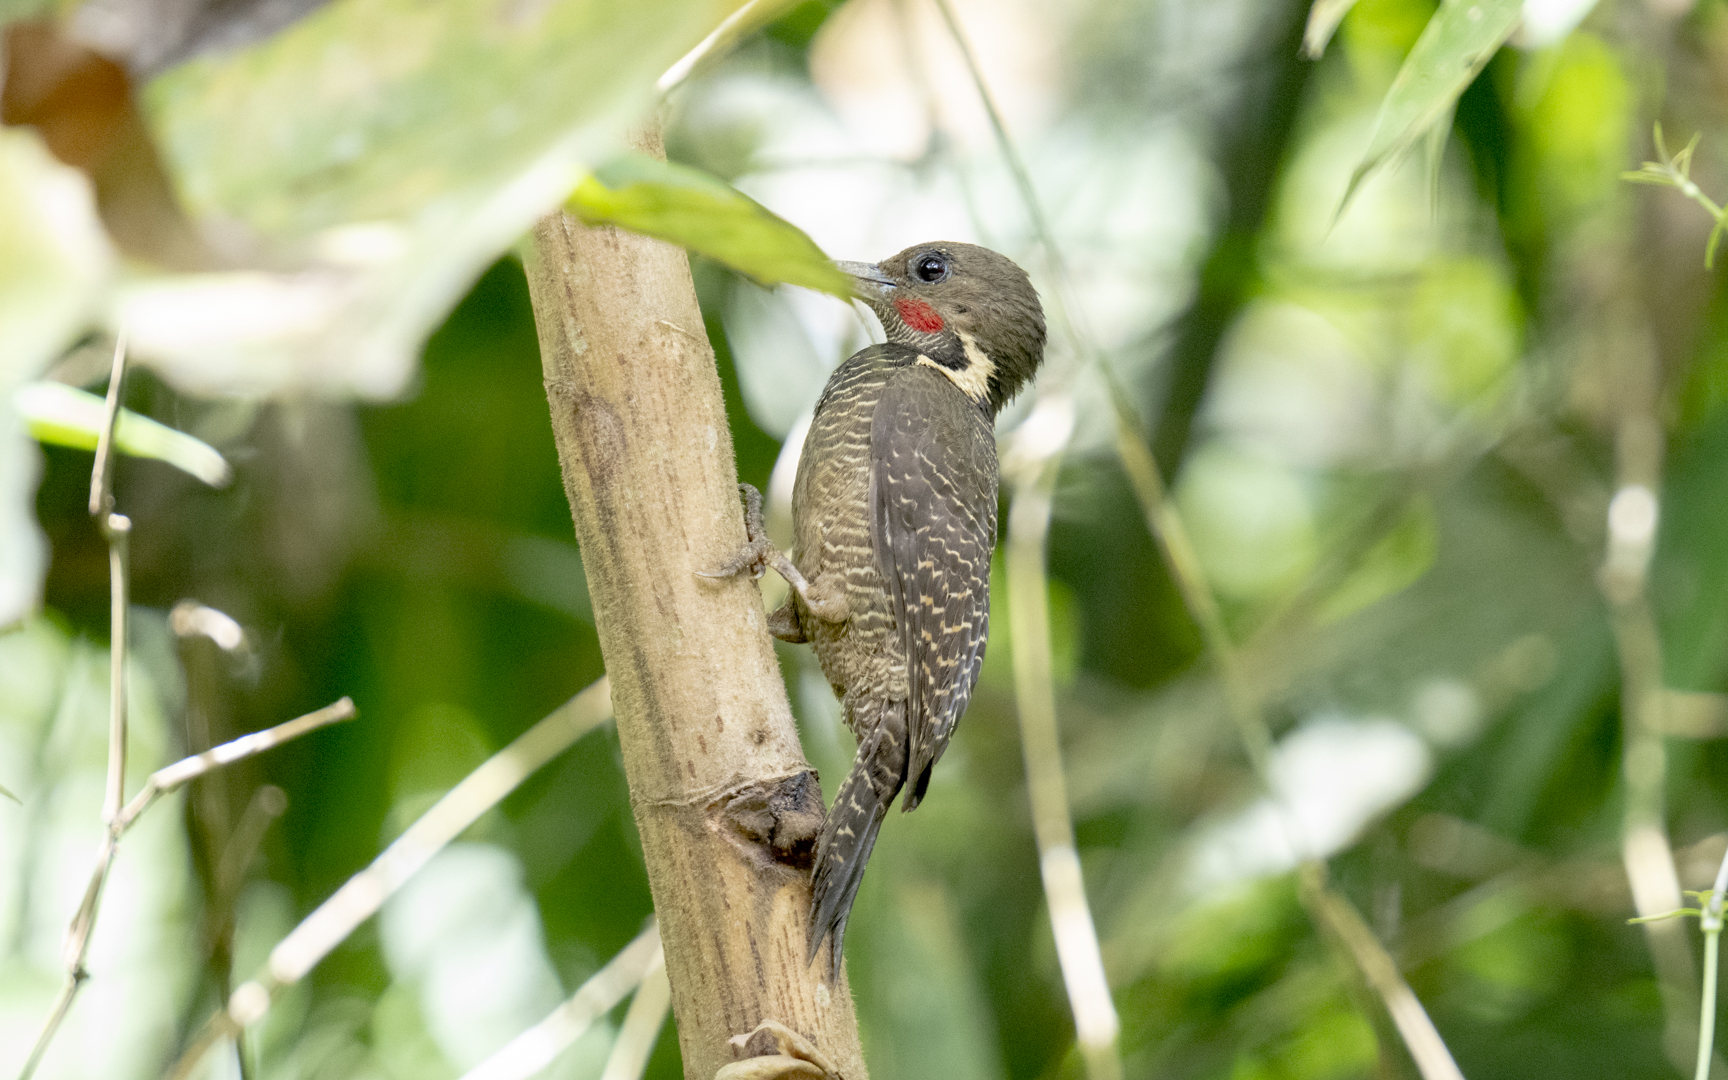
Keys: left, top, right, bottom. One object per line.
{"left": 170, "top": 597, "right": 278, "bottom": 1080}
{"left": 1004, "top": 392, "right": 1122, "bottom": 1080}
{"left": 461, "top": 925, "right": 664, "bottom": 1080}
{"left": 938, "top": 0, "right": 1460, "bottom": 1073}
{"left": 20, "top": 335, "right": 338, "bottom": 1080}
{"left": 932, "top": 4, "right": 1127, "bottom": 1074}
{"left": 1601, "top": 276, "right": 1697, "bottom": 1070}
{"left": 25, "top": 695, "right": 359, "bottom": 1078}
{"left": 168, "top": 679, "right": 615, "bottom": 1079}
{"left": 1111, "top": 385, "right": 1466, "bottom": 1080}
{"left": 1618, "top": 123, "right": 1728, "bottom": 1074}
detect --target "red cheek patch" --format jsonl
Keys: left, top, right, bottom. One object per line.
{"left": 894, "top": 297, "right": 945, "bottom": 334}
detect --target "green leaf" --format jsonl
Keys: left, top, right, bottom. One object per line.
{"left": 1337, "top": 0, "right": 1522, "bottom": 220}
{"left": 145, "top": 0, "right": 746, "bottom": 240}
{"left": 569, "top": 153, "right": 853, "bottom": 298}
{"left": 13, "top": 381, "right": 232, "bottom": 487}
{"left": 1302, "top": 0, "right": 1364, "bottom": 58}
{"left": 124, "top": 0, "right": 749, "bottom": 399}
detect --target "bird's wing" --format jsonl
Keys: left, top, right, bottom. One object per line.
{"left": 870, "top": 362, "right": 998, "bottom": 811}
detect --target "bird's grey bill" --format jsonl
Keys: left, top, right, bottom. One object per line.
{"left": 837, "top": 260, "right": 896, "bottom": 301}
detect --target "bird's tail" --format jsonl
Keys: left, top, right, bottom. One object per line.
{"left": 807, "top": 701, "right": 908, "bottom": 982}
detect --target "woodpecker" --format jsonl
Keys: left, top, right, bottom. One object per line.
{"left": 704, "top": 242, "right": 1045, "bottom": 979}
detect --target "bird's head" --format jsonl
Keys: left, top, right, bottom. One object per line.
{"left": 839, "top": 242, "right": 1046, "bottom": 415}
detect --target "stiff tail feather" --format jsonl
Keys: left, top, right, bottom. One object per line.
{"left": 807, "top": 702, "right": 908, "bottom": 981}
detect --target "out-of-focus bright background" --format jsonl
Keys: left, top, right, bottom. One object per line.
{"left": 5, "top": 0, "right": 1728, "bottom": 1077}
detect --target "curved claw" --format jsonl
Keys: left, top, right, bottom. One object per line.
{"left": 694, "top": 532, "right": 770, "bottom": 580}
{"left": 699, "top": 483, "right": 774, "bottom": 580}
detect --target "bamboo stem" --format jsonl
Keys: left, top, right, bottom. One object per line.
{"left": 521, "top": 123, "right": 865, "bottom": 1080}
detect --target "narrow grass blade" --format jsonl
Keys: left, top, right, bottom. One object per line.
{"left": 1337, "top": 0, "right": 1521, "bottom": 220}
{"left": 15, "top": 381, "right": 232, "bottom": 487}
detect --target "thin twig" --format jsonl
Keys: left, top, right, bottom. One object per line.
{"left": 19, "top": 699, "right": 356, "bottom": 1080}
{"left": 165, "top": 678, "right": 614, "bottom": 1080}
{"left": 1696, "top": 848, "right": 1728, "bottom": 1080}
{"left": 927, "top": 1, "right": 1461, "bottom": 1072}
{"left": 90, "top": 333, "right": 130, "bottom": 828}
{"left": 217, "top": 785, "right": 290, "bottom": 903}
{"left": 141, "top": 700, "right": 354, "bottom": 805}
{"left": 927, "top": 0, "right": 1078, "bottom": 348}
{"left": 22, "top": 336, "right": 133, "bottom": 1080}
{"left": 1004, "top": 395, "right": 1121, "bottom": 1080}
{"left": 462, "top": 925, "right": 661, "bottom": 1080}
{"left": 1106, "top": 382, "right": 1272, "bottom": 776}
{"left": 98, "top": 513, "right": 131, "bottom": 826}
{"left": 215, "top": 785, "right": 288, "bottom": 1080}
{"left": 1297, "top": 867, "right": 1465, "bottom": 1080}
{"left": 88, "top": 332, "right": 127, "bottom": 519}
{"left": 657, "top": 0, "right": 775, "bottom": 93}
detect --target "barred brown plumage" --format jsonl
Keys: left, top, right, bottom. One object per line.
{"left": 703, "top": 242, "right": 1045, "bottom": 981}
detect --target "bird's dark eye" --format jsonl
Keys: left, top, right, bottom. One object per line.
{"left": 913, "top": 253, "right": 950, "bottom": 283}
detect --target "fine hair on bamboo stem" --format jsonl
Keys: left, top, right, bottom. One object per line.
{"left": 166, "top": 677, "right": 615, "bottom": 1080}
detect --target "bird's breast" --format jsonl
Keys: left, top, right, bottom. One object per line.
{"left": 790, "top": 351, "right": 908, "bottom": 707}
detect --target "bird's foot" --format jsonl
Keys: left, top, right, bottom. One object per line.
{"left": 699, "top": 483, "right": 772, "bottom": 580}
{"left": 698, "top": 484, "right": 800, "bottom": 584}
{"left": 714, "top": 1021, "right": 843, "bottom": 1080}
{"left": 698, "top": 485, "right": 848, "bottom": 625}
